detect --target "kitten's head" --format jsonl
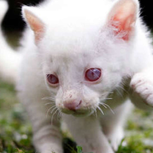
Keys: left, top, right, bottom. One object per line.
{"left": 22, "top": 0, "right": 139, "bottom": 116}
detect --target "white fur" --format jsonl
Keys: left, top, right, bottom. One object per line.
{"left": 0, "top": 0, "right": 153, "bottom": 153}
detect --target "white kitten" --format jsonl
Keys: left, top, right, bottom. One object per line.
{"left": 0, "top": 0, "right": 153, "bottom": 153}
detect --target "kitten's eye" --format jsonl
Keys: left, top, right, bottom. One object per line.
{"left": 85, "top": 68, "right": 101, "bottom": 82}
{"left": 47, "top": 74, "right": 59, "bottom": 85}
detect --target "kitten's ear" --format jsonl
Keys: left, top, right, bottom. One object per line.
{"left": 107, "top": 0, "right": 138, "bottom": 41}
{"left": 22, "top": 6, "right": 45, "bottom": 44}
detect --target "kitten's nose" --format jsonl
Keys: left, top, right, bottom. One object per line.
{"left": 64, "top": 100, "right": 82, "bottom": 111}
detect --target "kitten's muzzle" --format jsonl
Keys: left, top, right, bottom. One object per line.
{"left": 63, "top": 100, "right": 82, "bottom": 111}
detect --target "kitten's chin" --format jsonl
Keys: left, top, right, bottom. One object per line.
{"left": 61, "top": 109, "right": 94, "bottom": 117}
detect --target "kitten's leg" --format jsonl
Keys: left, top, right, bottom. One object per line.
{"left": 27, "top": 103, "right": 63, "bottom": 153}
{"left": 19, "top": 90, "right": 63, "bottom": 153}
{"left": 130, "top": 68, "right": 153, "bottom": 110}
{"left": 18, "top": 55, "right": 64, "bottom": 153}
{"left": 100, "top": 101, "right": 133, "bottom": 151}
{"left": 32, "top": 114, "right": 63, "bottom": 153}
{"left": 63, "top": 115, "right": 114, "bottom": 153}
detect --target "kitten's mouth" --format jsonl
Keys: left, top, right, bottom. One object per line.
{"left": 61, "top": 108, "right": 94, "bottom": 117}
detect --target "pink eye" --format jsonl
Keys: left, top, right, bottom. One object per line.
{"left": 85, "top": 68, "right": 101, "bottom": 82}
{"left": 47, "top": 74, "right": 59, "bottom": 85}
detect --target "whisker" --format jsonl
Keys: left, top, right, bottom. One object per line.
{"left": 99, "top": 91, "right": 114, "bottom": 97}
{"left": 57, "top": 108, "right": 62, "bottom": 120}
{"left": 51, "top": 108, "right": 59, "bottom": 124}
{"left": 97, "top": 106, "right": 104, "bottom": 115}
{"left": 99, "top": 92, "right": 109, "bottom": 97}
{"left": 103, "top": 103, "right": 114, "bottom": 114}
{"left": 99, "top": 93, "right": 113, "bottom": 102}
{"left": 119, "top": 82, "right": 129, "bottom": 93}
{"left": 46, "top": 105, "right": 56, "bottom": 117}
{"left": 50, "top": 109, "right": 57, "bottom": 124}
{"left": 106, "top": 97, "right": 112, "bottom": 100}
{"left": 50, "top": 106, "right": 58, "bottom": 115}
{"left": 99, "top": 97, "right": 113, "bottom": 103}
{"left": 99, "top": 103, "right": 107, "bottom": 108}
{"left": 91, "top": 106, "right": 97, "bottom": 118}
{"left": 45, "top": 102, "right": 55, "bottom": 106}
{"left": 93, "top": 107, "right": 97, "bottom": 118}
{"left": 42, "top": 96, "right": 55, "bottom": 101}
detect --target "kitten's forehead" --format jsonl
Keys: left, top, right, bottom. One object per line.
{"left": 41, "top": 24, "right": 102, "bottom": 57}
{"left": 41, "top": 0, "right": 110, "bottom": 25}
{"left": 37, "top": 0, "right": 114, "bottom": 57}
{"left": 37, "top": 0, "right": 111, "bottom": 41}
{"left": 42, "top": 44, "right": 102, "bottom": 79}
{"left": 46, "top": 49, "right": 96, "bottom": 70}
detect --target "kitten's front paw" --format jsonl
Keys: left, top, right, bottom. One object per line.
{"left": 106, "top": 126, "right": 124, "bottom": 151}
{"left": 39, "top": 145, "right": 63, "bottom": 153}
{"left": 130, "top": 72, "right": 153, "bottom": 107}
{"left": 41, "top": 149, "right": 62, "bottom": 153}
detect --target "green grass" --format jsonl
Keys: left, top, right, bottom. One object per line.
{"left": 0, "top": 80, "right": 153, "bottom": 153}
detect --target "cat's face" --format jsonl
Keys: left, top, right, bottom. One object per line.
{"left": 22, "top": 0, "right": 138, "bottom": 116}
{"left": 40, "top": 26, "right": 127, "bottom": 116}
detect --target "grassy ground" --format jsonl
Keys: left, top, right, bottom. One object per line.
{"left": 0, "top": 80, "right": 153, "bottom": 153}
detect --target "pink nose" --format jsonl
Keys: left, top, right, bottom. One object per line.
{"left": 64, "top": 100, "right": 82, "bottom": 111}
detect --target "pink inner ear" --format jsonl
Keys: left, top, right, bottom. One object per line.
{"left": 24, "top": 9, "right": 44, "bottom": 43}
{"left": 112, "top": 13, "right": 135, "bottom": 40}
{"left": 110, "top": 0, "right": 137, "bottom": 41}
